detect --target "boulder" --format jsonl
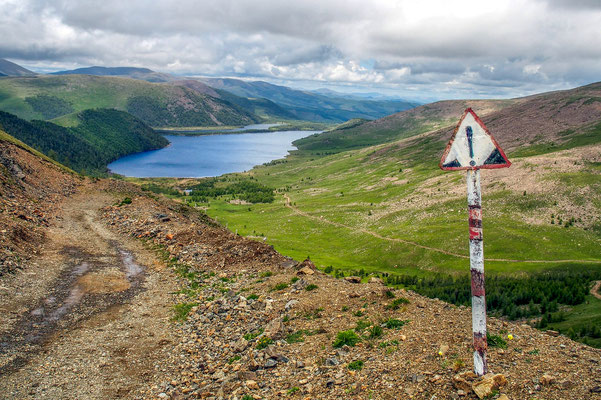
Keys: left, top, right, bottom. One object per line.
{"left": 295, "top": 258, "right": 317, "bottom": 273}
{"left": 344, "top": 276, "right": 361, "bottom": 284}
{"left": 297, "top": 266, "right": 315, "bottom": 275}
{"left": 541, "top": 374, "right": 556, "bottom": 386}
{"left": 264, "top": 317, "right": 283, "bottom": 339}
{"left": 285, "top": 299, "right": 299, "bottom": 311}
{"left": 472, "top": 373, "right": 507, "bottom": 399}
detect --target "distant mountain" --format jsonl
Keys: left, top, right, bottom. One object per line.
{"left": 310, "top": 88, "right": 406, "bottom": 101}
{"left": 200, "top": 78, "right": 419, "bottom": 123}
{"left": 0, "top": 75, "right": 259, "bottom": 127}
{"left": 0, "top": 108, "right": 168, "bottom": 174}
{"left": 51, "top": 66, "right": 176, "bottom": 83}
{"left": 0, "top": 59, "right": 36, "bottom": 77}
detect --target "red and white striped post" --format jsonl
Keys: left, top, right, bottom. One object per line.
{"left": 439, "top": 108, "right": 510, "bottom": 376}
{"left": 467, "top": 168, "right": 487, "bottom": 375}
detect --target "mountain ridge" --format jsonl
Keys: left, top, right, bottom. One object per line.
{"left": 0, "top": 59, "right": 36, "bottom": 77}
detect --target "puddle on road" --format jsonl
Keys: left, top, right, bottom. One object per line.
{"left": 120, "top": 249, "right": 143, "bottom": 279}
{"left": 0, "top": 246, "right": 146, "bottom": 375}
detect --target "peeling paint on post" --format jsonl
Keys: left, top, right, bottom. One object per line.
{"left": 440, "top": 108, "right": 510, "bottom": 376}
{"left": 467, "top": 168, "right": 487, "bottom": 375}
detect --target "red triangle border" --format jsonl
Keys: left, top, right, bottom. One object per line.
{"left": 439, "top": 108, "right": 511, "bottom": 171}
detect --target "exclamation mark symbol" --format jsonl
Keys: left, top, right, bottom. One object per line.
{"left": 466, "top": 126, "right": 475, "bottom": 166}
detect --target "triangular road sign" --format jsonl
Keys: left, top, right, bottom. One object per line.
{"left": 440, "top": 108, "right": 511, "bottom": 170}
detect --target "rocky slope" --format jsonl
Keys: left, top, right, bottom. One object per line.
{"left": 0, "top": 133, "right": 80, "bottom": 275}
{"left": 103, "top": 193, "right": 601, "bottom": 400}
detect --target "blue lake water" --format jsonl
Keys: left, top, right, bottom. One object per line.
{"left": 108, "top": 130, "right": 318, "bottom": 178}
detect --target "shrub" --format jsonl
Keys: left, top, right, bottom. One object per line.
{"left": 271, "top": 282, "right": 289, "bottom": 291}
{"left": 228, "top": 355, "right": 241, "bottom": 364}
{"left": 354, "top": 319, "right": 371, "bottom": 332}
{"left": 385, "top": 290, "right": 396, "bottom": 299}
{"left": 487, "top": 333, "right": 508, "bottom": 349}
{"left": 286, "top": 331, "right": 305, "bottom": 344}
{"left": 246, "top": 293, "right": 259, "bottom": 300}
{"left": 287, "top": 387, "right": 300, "bottom": 394}
{"left": 172, "top": 302, "right": 197, "bottom": 322}
{"left": 256, "top": 336, "right": 274, "bottom": 349}
{"left": 368, "top": 325, "right": 384, "bottom": 339}
{"left": 290, "top": 276, "right": 299, "bottom": 283}
{"left": 333, "top": 330, "right": 361, "bottom": 348}
{"left": 384, "top": 318, "right": 409, "bottom": 329}
{"left": 243, "top": 328, "right": 264, "bottom": 341}
{"left": 347, "top": 360, "right": 364, "bottom": 370}
{"left": 386, "top": 297, "right": 410, "bottom": 310}
{"left": 305, "top": 284, "right": 318, "bottom": 291}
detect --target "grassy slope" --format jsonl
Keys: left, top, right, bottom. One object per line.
{"left": 119, "top": 82, "right": 601, "bottom": 345}
{"left": 0, "top": 128, "right": 76, "bottom": 174}
{"left": 294, "top": 99, "right": 517, "bottom": 152}
{"left": 0, "top": 75, "right": 258, "bottom": 127}
{"left": 0, "top": 109, "right": 168, "bottom": 174}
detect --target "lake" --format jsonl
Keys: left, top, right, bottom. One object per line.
{"left": 107, "top": 130, "right": 318, "bottom": 178}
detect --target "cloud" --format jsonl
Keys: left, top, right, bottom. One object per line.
{"left": 1, "top": 0, "right": 600, "bottom": 101}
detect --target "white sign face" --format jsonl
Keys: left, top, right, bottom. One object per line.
{"left": 440, "top": 108, "right": 510, "bottom": 170}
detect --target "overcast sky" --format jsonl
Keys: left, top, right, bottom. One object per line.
{"left": 1, "top": 0, "right": 600, "bottom": 101}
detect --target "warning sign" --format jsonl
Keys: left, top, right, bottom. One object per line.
{"left": 439, "top": 108, "right": 510, "bottom": 170}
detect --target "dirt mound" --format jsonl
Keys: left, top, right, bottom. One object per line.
{"left": 0, "top": 139, "right": 80, "bottom": 276}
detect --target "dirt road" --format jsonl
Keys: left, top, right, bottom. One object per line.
{"left": 591, "top": 280, "right": 601, "bottom": 301}
{"left": 0, "top": 188, "right": 178, "bottom": 399}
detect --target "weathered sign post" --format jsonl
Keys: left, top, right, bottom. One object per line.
{"left": 439, "top": 108, "right": 511, "bottom": 376}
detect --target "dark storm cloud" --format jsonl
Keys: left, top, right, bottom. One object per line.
{"left": 1, "top": 0, "right": 600, "bottom": 100}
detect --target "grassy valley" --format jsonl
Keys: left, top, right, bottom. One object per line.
{"left": 141, "top": 82, "right": 601, "bottom": 346}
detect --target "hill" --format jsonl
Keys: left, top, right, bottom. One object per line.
{"left": 0, "top": 75, "right": 259, "bottom": 127}
{"left": 296, "top": 82, "right": 601, "bottom": 153}
{"left": 0, "top": 109, "right": 168, "bottom": 174}
{"left": 295, "top": 99, "right": 518, "bottom": 152}
{"left": 51, "top": 66, "right": 176, "bottom": 83}
{"left": 201, "top": 77, "right": 419, "bottom": 122}
{"left": 0, "top": 59, "right": 35, "bottom": 77}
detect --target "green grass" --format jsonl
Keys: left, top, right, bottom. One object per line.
{"left": 547, "top": 295, "right": 601, "bottom": 348}
{"left": 172, "top": 302, "right": 197, "bottom": 322}
{"left": 347, "top": 360, "right": 364, "bottom": 370}
{"left": 333, "top": 330, "right": 361, "bottom": 348}
{"left": 133, "top": 91, "right": 601, "bottom": 347}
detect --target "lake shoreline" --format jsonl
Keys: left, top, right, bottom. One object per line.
{"left": 108, "top": 128, "right": 320, "bottom": 178}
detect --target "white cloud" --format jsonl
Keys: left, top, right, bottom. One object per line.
{"left": 1, "top": 0, "right": 600, "bottom": 100}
